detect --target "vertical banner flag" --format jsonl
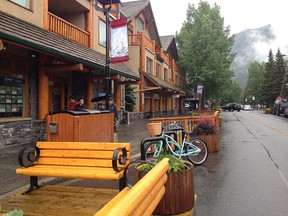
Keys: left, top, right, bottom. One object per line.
{"left": 197, "top": 83, "right": 203, "bottom": 94}
{"left": 111, "top": 18, "right": 129, "bottom": 64}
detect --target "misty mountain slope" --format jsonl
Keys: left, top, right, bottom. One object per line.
{"left": 231, "top": 24, "right": 275, "bottom": 88}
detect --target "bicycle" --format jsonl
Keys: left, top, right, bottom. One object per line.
{"left": 142, "top": 123, "right": 208, "bottom": 165}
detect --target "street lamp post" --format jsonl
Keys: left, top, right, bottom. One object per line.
{"left": 95, "top": 0, "right": 121, "bottom": 109}
{"left": 193, "top": 73, "right": 199, "bottom": 110}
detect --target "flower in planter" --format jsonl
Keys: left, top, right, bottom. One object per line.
{"left": 192, "top": 116, "right": 218, "bottom": 135}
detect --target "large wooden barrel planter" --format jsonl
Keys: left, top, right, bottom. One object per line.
{"left": 146, "top": 122, "right": 162, "bottom": 137}
{"left": 155, "top": 161, "right": 194, "bottom": 215}
{"left": 193, "top": 133, "right": 220, "bottom": 153}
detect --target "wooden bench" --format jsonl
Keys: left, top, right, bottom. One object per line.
{"left": 16, "top": 141, "right": 130, "bottom": 194}
{"left": 95, "top": 158, "right": 169, "bottom": 216}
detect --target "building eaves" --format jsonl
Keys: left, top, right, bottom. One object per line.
{"left": 0, "top": 11, "right": 140, "bottom": 81}
{"left": 143, "top": 73, "right": 181, "bottom": 93}
{"left": 120, "top": 0, "right": 150, "bottom": 21}
{"left": 160, "top": 35, "right": 174, "bottom": 51}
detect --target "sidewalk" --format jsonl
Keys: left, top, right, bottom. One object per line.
{"left": 0, "top": 118, "right": 151, "bottom": 197}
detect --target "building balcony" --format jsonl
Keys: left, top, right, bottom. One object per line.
{"left": 128, "top": 32, "right": 155, "bottom": 53}
{"left": 47, "top": 12, "right": 90, "bottom": 47}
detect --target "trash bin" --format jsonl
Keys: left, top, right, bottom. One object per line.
{"left": 46, "top": 109, "right": 114, "bottom": 142}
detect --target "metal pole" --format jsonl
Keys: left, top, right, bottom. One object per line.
{"left": 105, "top": 7, "right": 111, "bottom": 110}
{"left": 195, "top": 85, "right": 197, "bottom": 110}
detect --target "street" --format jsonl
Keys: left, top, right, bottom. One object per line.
{"left": 194, "top": 110, "right": 288, "bottom": 216}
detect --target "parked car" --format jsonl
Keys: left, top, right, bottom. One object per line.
{"left": 284, "top": 109, "right": 288, "bottom": 118}
{"left": 243, "top": 104, "right": 252, "bottom": 111}
{"left": 273, "top": 99, "right": 288, "bottom": 116}
{"left": 222, "top": 103, "right": 241, "bottom": 112}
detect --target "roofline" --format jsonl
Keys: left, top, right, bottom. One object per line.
{"left": 0, "top": 33, "right": 140, "bottom": 81}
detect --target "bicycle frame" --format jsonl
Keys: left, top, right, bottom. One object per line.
{"left": 151, "top": 132, "right": 202, "bottom": 159}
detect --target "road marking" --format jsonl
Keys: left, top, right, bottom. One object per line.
{"left": 254, "top": 119, "right": 288, "bottom": 137}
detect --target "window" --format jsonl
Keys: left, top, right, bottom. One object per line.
{"left": 0, "top": 75, "right": 25, "bottom": 117}
{"left": 146, "top": 57, "right": 153, "bottom": 74}
{"left": 156, "top": 63, "right": 161, "bottom": 78}
{"left": 99, "top": 19, "right": 106, "bottom": 47}
{"left": 169, "top": 69, "right": 172, "bottom": 80}
{"left": 164, "top": 68, "right": 168, "bottom": 81}
{"left": 10, "top": 0, "right": 31, "bottom": 9}
{"left": 137, "top": 18, "right": 144, "bottom": 33}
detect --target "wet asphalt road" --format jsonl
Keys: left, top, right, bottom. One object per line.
{"left": 1, "top": 111, "right": 288, "bottom": 216}
{"left": 194, "top": 111, "right": 288, "bottom": 216}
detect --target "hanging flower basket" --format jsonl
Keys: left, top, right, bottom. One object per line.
{"left": 146, "top": 122, "right": 162, "bottom": 137}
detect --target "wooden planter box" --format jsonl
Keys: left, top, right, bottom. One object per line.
{"left": 265, "top": 109, "right": 273, "bottom": 114}
{"left": 138, "top": 161, "right": 194, "bottom": 215}
{"left": 193, "top": 133, "right": 220, "bottom": 153}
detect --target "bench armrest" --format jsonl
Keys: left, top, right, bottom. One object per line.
{"left": 112, "top": 147, "right": 128, "bottom": 172}
{"left": 18, "top": 146, "right": 40, "bottom": 167}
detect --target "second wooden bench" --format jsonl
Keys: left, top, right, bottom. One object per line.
{"left": 16, "top": 141, "right": 130, "bottom": 194}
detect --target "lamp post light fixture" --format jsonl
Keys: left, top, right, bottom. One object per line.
{"left": 193, "top": 73, "right": 199, "bottom": 110}
{"left": 94, "top": 0, "right": 121, "bottom": 109}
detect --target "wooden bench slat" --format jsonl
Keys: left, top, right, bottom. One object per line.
{"left": 16, "top": 166, "right": 124, "bottom": 180}
{"left": 133, "top": 175, "right": 167, "bottom": 215}
{"left": 40, "top": 150, "right": 131, "bottom": 159}
{"left": 35, "top": 158, "right": 115, "bottom": 167}
{"left": 95, "top": 158, "right": 169, "bottom": 216}
{"left": 142, "top": 187, "right": 166, "bottom": 216}
{"left": 37, "top": 142, "right": 131, "bottom": 151}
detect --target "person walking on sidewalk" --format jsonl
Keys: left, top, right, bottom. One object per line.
{"left": 69, "top": 96, "right": 79, "bottom": 110}
{"left": 108, "top": 97, "right": 119, "bottom": 131}
{"left": 75, "top": 98, "right": 87, "bottom": 111}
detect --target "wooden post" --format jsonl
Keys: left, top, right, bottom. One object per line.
{"left": 87, "top": 73, "right": 93, "bottom": 109}
{"left": 38, "top": 54, "right": 49, "bottom": 120}
{"left": 114, "top": 80, "right": 121, "bottom": 108}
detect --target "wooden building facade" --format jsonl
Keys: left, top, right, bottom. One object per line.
{"left": 121, "top": 0, "right": 187, "bottom": 116}
{"left": 0, "top": 0, "right": 140, "bottom": 147}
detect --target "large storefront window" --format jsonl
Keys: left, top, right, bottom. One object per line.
{"left": 0, "top": 75, "right": 24, "bottom": 117}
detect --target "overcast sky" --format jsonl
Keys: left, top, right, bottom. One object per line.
{"left": 148, "top": 0, "right": 287, "bottom": 36}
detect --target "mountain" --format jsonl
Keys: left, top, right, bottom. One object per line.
{"left": 231, "top": 24, "right": 276, "bottom": 88}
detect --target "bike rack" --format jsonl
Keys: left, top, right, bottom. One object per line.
{"left": 140, "top": 137, "right": 168, "bottom": 160}
{"left": 169, "top": 127, "right": 185, "bottom": 142}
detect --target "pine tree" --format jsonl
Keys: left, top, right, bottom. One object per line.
{"left": 262, "top": 49, "right": 275, "bottom": 106}
{"left": 125, "top": 85, "right": 136, "bottom": 112}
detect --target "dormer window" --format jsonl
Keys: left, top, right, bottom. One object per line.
{"left": 137, "top": 18, "right": 144, "bottom": 33}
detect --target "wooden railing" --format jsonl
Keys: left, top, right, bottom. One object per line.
{"left": 150, "top": 110, "right": 221, "bottom": 132}
{"left": 156, "top": 49, "right": 170, "bottom": 64}
{"left": 48, "top": 12, "right": 90, "bottom": 47}
{"left": 128, "top": 33, "right": 155, "bottom": 53}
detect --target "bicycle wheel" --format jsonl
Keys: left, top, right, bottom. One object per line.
{"left": 143, "top": 141, "right": 164, "bottom": 162}
{"left": 186, "top": 138, "right": 208, "bottom": 165}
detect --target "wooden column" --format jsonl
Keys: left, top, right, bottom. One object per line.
{"left": 159, "top": 94, "right": 163, "bottom": 111}
{"left": 43, "top": 0, "right": 48, "bottom": 30}
{"left": 114, "top": 80, "right": 121, "bottom": 108}
{"left": 171, "top": 96, "right": 175, "bottom": 111}
{"left": 87, "top": 0, "right": 93, "bottom": 48}
{"left": 151, "top": 93, "right": 155, "bottom": 112}
{"left": 86, "top": 73, "right": 93, "bottom": 109}
{"left": 38, "top": 54, "right": 49, "bottom": 120}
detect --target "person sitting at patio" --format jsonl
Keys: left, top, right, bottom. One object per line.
{"left": 69, "top": 96, "right": 79, "bottom": 110}
{"left": 97, "top": 102, "right": 104, "bottom": 110}
{"left": 75, "top": 98, "right": 87, "bottom": 110}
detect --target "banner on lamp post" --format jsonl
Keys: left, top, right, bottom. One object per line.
{"left": 111, "top": 18, "right": 129, "bottom": 64}
{"left": 197, "top": 83, "right": 203, "bottom": 94}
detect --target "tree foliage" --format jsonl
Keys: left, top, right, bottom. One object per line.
{"left": 244, "top": 61, "right": 265, "bottom": 104}
{"left": 176, "top": 0, "right": 235, "bottom": 105}
{"left": 125, "top": 85, "right": 136, "bottom": 112}
{"left": 261, "top": 48, "right": 288, "bottom": 107}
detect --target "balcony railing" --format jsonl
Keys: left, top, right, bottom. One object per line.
{"left": 48, "top": 12, "right": 90, "bottom": 47}
{"left": 128, "top": 33, "right": 155, "bottom": 53}
{"left": 156, "top": 49, "right": 169, "bottom": 64}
